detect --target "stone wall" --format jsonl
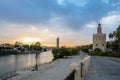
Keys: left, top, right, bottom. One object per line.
{"left": 70, "top": 55, "right": 91, "bottom": 80}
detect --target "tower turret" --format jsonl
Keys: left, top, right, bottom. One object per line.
{"left": 97, "top": 22, "right": 102, "bottom": 34}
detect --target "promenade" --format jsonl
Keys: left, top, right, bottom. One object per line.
{"left": 84, "top": 56, "right": 120, "bottom": 80}
{"left": 8, "top": 56, "right": 80, "bottom": 80}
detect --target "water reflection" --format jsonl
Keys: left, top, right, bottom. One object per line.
{"left": 0, "top": 51, "right": 53, "bottom": 74}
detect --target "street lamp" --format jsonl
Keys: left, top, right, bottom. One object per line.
{"left": 35, "top": 53, "right": 38, "bottom": 70}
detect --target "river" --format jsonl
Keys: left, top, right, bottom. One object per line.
{"left": 0, "top": 51, "right": 53, "bottom": 75}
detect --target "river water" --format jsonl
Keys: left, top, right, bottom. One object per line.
{"left": 0, "top": 51, "right": 53, "bottom": 75}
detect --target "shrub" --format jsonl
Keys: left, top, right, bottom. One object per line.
{"left": 52, "top": 48, "right": 60, "bottom": 60}
{"left": 69, "top": 48, "right": 79, "bottom": 55}
{"left": 93, "top": 48, "right": 103, "bottom": 54}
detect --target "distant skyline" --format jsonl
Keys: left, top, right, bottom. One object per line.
{"left": 0, "top": 0, "right": 120, "bottom": 47}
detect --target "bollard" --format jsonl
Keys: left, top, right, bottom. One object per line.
{"left": 80, "top": 62, "right": 84, "bottom": 78}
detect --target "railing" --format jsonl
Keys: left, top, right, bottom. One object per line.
{"left": 64, "top": 70, "right": 75, "bottom": 80}
{"left": 0, "top": 64, "right": 41, "bottom": 80}
{"left": 0, "top": 71, "right": 17, "bottom": 80}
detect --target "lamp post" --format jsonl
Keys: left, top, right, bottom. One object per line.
{"left": 35, "top": 53, "right": 38, "bottom": 71}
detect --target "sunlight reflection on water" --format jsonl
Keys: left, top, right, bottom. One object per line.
{"left": 0, "top": 51, "right": 54, "bottom": 74}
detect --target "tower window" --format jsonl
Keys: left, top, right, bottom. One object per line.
{"left": 96, "top": 44, "right": 97, "bottom": 46}
{"left": 103, "top": 44, "right": 104, "bottom": 46}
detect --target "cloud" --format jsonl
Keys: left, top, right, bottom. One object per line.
{"left": 102, "top": 0, "right": 110, "bottom": 4}
{"left": 67, "top": 0, "right": 89, "bottom": 7}
{"left": 0, "top": 0, "right": 120, "bottom": 46}
{"left": 85, "top": 22, "right": 97, "bottom": 28}
{"left": 0, "top": 0, "right": 118, "bottom": 29}
{"left": 57, "top": 0, "right": 65, "bottom": 5}
{"left": 57, "top": 0, "right": 89, "bottom": 7}
{"left": 100, "top": 14, "right": 120, "bottom": 25}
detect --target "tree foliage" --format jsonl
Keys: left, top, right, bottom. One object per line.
{"left": 108, "top": 25, "right": 120, "bottom": 52}
{"left": 81, "top": 44, "right": 92, "bottom": 53}
{"left": 52, "top": 47, "right": 79, "bottom": 60}
{"left": 108, "top": 33, "right": 113, "bottom": 40}
{"left": 93, "top": 48, "right": 103, "bottom": 54}
{"left": 69, "top": 48, "right": 79, "bottom": 55}
{"left": 52, "top": 48, "right": 59, "bottom": 59}
{"left": 32, "top": 42, "right": 42, "bottom": 51}
{"left": 116, "top": 25, "right": 120, "bottom": 41}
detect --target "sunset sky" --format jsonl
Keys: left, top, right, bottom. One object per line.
{"left": 0, "top": 0, "right": 120, "bottom": 47}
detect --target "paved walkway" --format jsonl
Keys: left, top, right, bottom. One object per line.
{"left": 84, "top": 56, "right": 120, "bottom": 80}
{"left": 8, "top": 56, "right": 80, "bottom": 80}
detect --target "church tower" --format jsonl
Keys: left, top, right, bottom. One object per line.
{"left": 93, "top": 23, "right": 106, "bottom": 52}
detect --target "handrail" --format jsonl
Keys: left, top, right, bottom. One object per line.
{"left": 0, "top": 64, "right": 40, "bottom": 80}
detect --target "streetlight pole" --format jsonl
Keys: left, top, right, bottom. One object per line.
{"left": 35, "top": 53, "right": 38, "bottom": 70}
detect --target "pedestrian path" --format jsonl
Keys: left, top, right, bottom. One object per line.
{"left": 8, "top": 56, "right": 80, "bottom": 80}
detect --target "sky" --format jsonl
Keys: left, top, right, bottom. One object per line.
{"left": 0, "top": 0, "right": 120, "bottom": 47}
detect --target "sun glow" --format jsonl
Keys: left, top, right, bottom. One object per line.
{"left": 23, "top": 38, "right": 40, "bottom": 43}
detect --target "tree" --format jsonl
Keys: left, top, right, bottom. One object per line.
{"left": 69, "top": 48, "right": 79, "bottom": 55}
{"left": 108, "top": 33, "right": 113, "bottom": 41}
{"left": 14, "top": 42, "right": 25, "bottom": 52}
{"left": 108, "top": 25, "right": 120, "bottom": 52}
{"left": 81, "top": 44, "right": 92, "bottom": 53}
{"left": 33, "top": 42, "right": 42, "bottom": 51}
{"left": 23, "top": 44, "right": 29, "bottom": 50}
{"left": 14, "top": 42, "right": 20, "bottom": 47}
{"left": 52, "top": 47, "right": 70, "bottom": 59}
{"left": 115, "top": 25, "right": 120, "bottom": 41}
{"left": 59, "top": 47, "right": 70, "bottom": 58}
{"left": 52, "top": 48, "right": 59, "bottom": 59}
{"left": 93, "top": 48, "right": 103, "bottom": 54}
{"left": 113, "top": 31, "right": 116, "bottom": 40}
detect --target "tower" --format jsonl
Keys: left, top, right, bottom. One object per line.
{"left": 93, "top": 23, "right": 106, "bottom": 52}
{"left": 97, "top": 22, "right": 102, "bottom": 34}
{"left": 56, "top": 38, "right": 59, "bottom": 48}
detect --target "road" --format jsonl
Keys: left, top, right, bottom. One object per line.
{"left": 84, "top": 56, "right": 120, "bottom": 80}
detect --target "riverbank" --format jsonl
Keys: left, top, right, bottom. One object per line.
{"left": 0, "top": 50, "right": 46, "bottom": 55}
{"left": 7, "top": 56, "right": 80, "bottom": 80}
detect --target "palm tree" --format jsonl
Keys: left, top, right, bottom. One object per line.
{"left": 116, "top": 25, "right": 120, "bottom": 41}
{"left": 108, "top": 33, "right": 113, "bottom": 41}
{"left": 113, "top": 31, "right": 116, "bottom": 40}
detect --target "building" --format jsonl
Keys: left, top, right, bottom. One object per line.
{"left": 56, "top": 38, "right": 59, "bottom": 48}
{"left": 93, "top": 23, "right": 106, "bottom": 52}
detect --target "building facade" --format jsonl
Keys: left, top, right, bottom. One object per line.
{"left": 93, "top": 23, "right": 106, "bottom": 52}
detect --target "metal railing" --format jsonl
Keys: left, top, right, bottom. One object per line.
{"left": 0, "top": 71, "right": 17, "bottom": 80}
{"left": 0, "top": 64, "right": 41, "bottom": 80}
